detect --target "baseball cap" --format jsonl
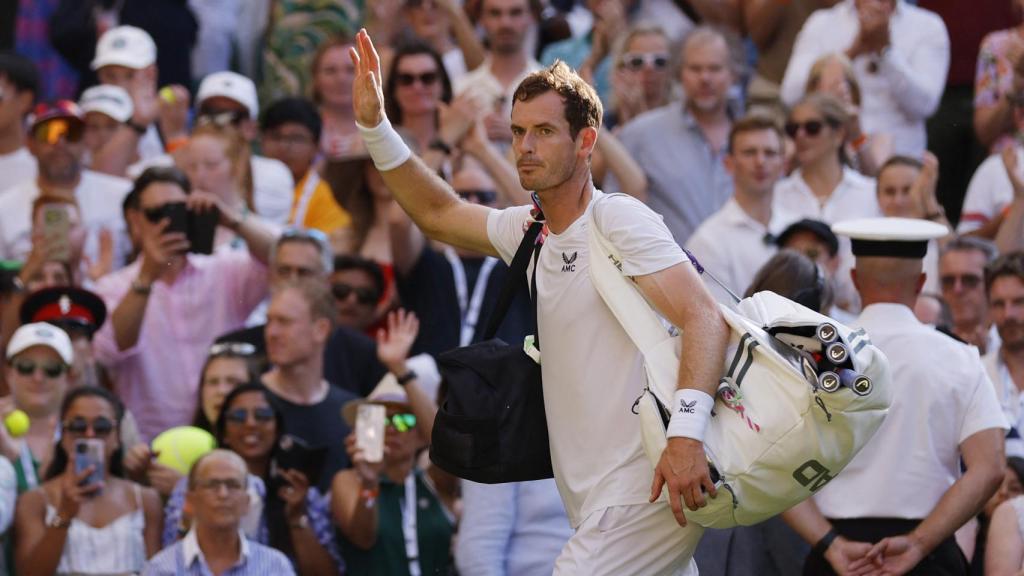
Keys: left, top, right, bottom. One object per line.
{"left": 27, "top": 100, "right": 84, "bottom": 131}
{"left": 91, "top": 26, "right": 157, "bottom": 71}
{"left": 196, "top": 71, "right": 259, "bottom": 120}
{"left": 79, "top": 85, "right": 134, "bottom": 123}
{"left": 6, "top": 322, "right": 74, "bottom": 364}
{"left": 776, "top": 219, "right": 840, "bottom": 258}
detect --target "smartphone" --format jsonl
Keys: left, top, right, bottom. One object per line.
{"left": 39, "top": 204, "right": 72, "bottom": 262}
{"left": 355, "top": 404, "right": 386, "bottom": 463}
{"left": 162, "top": 202, "right": 189, "bottom": 237}
{"left": 270, "top": 434, "right": 328, "bottom": 492}
{"left": 74, "top": 438, "right": 104, "bottom": 488}
{"left": 187, "top": 206, "right": 219, "bottom": 255}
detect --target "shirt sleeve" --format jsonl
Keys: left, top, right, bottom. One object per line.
{"left": 91, "top": 272, "right": 143, "bottom": 366}
{"left": 876, "top": 13, "right": 950, "bottom": 120}
{"left": 958, "top": 155, "right": 1011, "bottom": 234}
{"left": 0, "top": 457, "right": 15, "bottom": 534}
{"left": 454, "top": 481, "right": 517, "bottom": 576}
{"left": 779, "top": 10, "right": 828, "bottom": 107}
{"left": 960, "top": 360, "right": 1010, "bottom": 444}
{"left": 486, "top": 204, "right": 534, "bottom": 265}
{"left": 303, "top": 181, "right": 352, "bottom": 233}
{"left": 592, "top": 194, "right": 686, "bottom": 277}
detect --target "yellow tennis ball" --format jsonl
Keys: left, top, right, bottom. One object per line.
{"left": 159, "top": 86, "right": 176, "bottom": 104}
{"left": 151, "top": 426, "right": 217, "bottom": 475}
{"left": 4, "top": 410, "right": 29, "bottom": 438}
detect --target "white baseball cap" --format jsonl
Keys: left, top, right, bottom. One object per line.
{"left": 91, "top": 26, "right": 157, "bottom": 71}
{"left": 196, "top": 71, "right": 259, "bottom": 120}
{"left": 79, "top": 84, "right": 134, "bottom": 123}
{"left": 6, "top": 322, "right": 74, "bottom": 364}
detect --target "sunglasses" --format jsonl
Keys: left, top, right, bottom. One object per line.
{"left": 32, "top": 118, "right": 84, "bottom": 145}
{"left": 457, "top": 189, "right": 498, "bottom": 204}
{"left": 224, "top": 406, "right": 275, "bottom": 424}
{"left": 396, "top": 72, "right": 439, "bottom": 87}
{"left": 196, "top": 109, "right": 248, "bottom": 128}
{"left": 13, "top": 359, "right": 67, "bottom": 378}
{"left": 940, "top": 273, "right": 982, "bottom": 291}
{"left": 332, "top": 283, "right": 379, "bottom": 305}
{"left": 209, "top": 342, "right": 257, "bottom": 357}
{"left": 142, "top": 202, "right": 186, "bottom": 224}
{"left": 63, "top": 416, "right": 116, "bottom": 437}
{"left": 387, "top": 413, "right": 417, "bottom": 432}
{"left": 784, "top": 120, "right": 829, "bottom": 138}
{"left": 621, "top": 53, "right": 670, "bottom": 71}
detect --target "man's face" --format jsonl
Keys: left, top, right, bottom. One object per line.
{"left": 28, "top": 118, "right": 86, "bottom": 186}
{"left": 198, "top": 96, "right": 257, "bottom": 141}
{"left": 990, "top": 275, "right": 1024, "bottom": 351}
{"left": 725, "top": 129, "right": 783, "bottom": 196}
{"left": 272, "top": 241, "right": 324, "bottom": 287}
{"left": 619, "top": 33, "right": 672, "bottom": 104}
{"left": 187, "top": 456, "right": 249, "bottom": 531}
{"left": 6, "top": 345, "right": 69, "bottom": 417}
{"left": 135, "top": 181, "right": 189, "bottom": 252}
{"left": 680, "top": 36, "right": 733, "bottom": 114}
{"left": 940, "top": 249, "right": 989, "bottom": 327}
{"left": 511, "top": 91, "right": 584, "bottom": 192}
{"left": 479, "top": 0, "right": 534, "bottom": 55}
{"left": 265, "top": 289, "right": 324, "bottom": 367}
{"left": 83, "top": 112, "right": 121, "bottom": 157}
{"left": 330, "top": 268, "right": 381, "bottom": 330}
{"left": 0, "top": 76, "right": 33, "bottom": 133}
{"left": 96, "top": 65, "right": 142, "bottom": 90}
{"left": 877, "top": 164, "right": 920, "bottom": 219}
{"left": 261, "top": 121, "right": 317, "bottom": 182}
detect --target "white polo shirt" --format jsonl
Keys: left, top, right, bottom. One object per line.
{"left": 814, "top": 303, "right": 1007, "bottom": 519}
{"left": 685, "top": 197, "right": 792, "bottom": 305}
{"left": 0, "top": 148, "right": 36, "bottom": 186}
{"left": 983, "top": 348, "right": 1024, "bottom": 458}
{"left": 957, "top": 147, "right": 1022, "bottom": 234}
{"left": 487, "top": 191, "right": 688, "bottom": 529}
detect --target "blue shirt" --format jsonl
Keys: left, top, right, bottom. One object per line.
{"left": 143, "top": 529, "right": 295, "bottom": 576}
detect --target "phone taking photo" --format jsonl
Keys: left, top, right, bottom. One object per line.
{"left": 39, "top": 203, "right": 72, "bottom": 263}
{"left": 74, "top": 438, "right": 104, "bottom": 488}
{"left": 355, "top": 404, "right": 386, "bottom": 464}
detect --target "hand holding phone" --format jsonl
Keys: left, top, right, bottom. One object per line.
{"left": 38, "top": 204, "right": 72, "bottom": 263}
{"left": 74, "top": 438, "right": 105, "bottom": 489}
{"left": 355, "top": 404, "right": 386, "bottom": 464}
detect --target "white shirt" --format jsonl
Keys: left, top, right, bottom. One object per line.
{"left": 780, "top": 0, "right": 950, "bottom": 157}
{"left": 0, "top": 147, "right": 36, "bottom": 185}
{"left": 0, "top": 171, "right": 131, "bottom": 265}
{"left": 814, "top": 303, "right": 1008, "bottom": 519}
{"left": 983, "top": 348, "right": 1024, "bottom": 458}
{"left": 487, "top": 191, "right": 688, "bottom": 528}
{"left": 957, "top": 147, "right": 1022, "bottom": 234}
{"left": 685, "top": 197, "right": 791, "bottom": 305}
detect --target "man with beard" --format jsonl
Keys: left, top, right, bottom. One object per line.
{"left": 0, "top": 101, "right": 130, "bottom": 265}
{"left": 983, "top": 251, "right": 1024, "bottom": 458}
{"left": 605, "top": 26, "right": 736, "bottom": 244}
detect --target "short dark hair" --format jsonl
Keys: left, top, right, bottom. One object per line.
{"left": 728, "top": 114, "right": 782, "bottom": 153}
{"left": 985, "top": 251, "right": 1024, "bottom": 296}
{"left": 746, "top": 249, "right": 833, "bottom": 313}
{"left": 384, "top": 40, "right": 453, "bottom": 127}
{"left": 941, "top": 236, "right": 998, "bottom": 264}
{"left": 512, "top": 61, "right": 602, "bottom": 140}
{"left": 333, "top": 254, "right": 386, "bottom": 296}
{"left": 261, "top": 97, "right": 323, "bottom": 142}
{"left": 213, "top": 382, "right": 283, "bottom": 448}
{"left": 124, "top": 165, "right": 192, "bottom": 211}
{"left": 0, "top": 52, "right": 39, "bottom": 100}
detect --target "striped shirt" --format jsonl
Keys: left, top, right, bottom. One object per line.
{"left": 143, "top": 529, "right": 295, "bottom": 576}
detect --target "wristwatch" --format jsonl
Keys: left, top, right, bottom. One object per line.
{"left": 46, "top": 512, "right": 71, "bottom": 529}
{"left": 131, "top": 279, "right": 153, "bottom": 295}
{"left": 428, "top": 138, "right": 453, "bottom": 155}
{"left": 396, "top": 370, "right": 418, "bottom": 386}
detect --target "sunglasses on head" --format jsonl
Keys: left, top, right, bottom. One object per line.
{"left": 32, "top": 118, "right": 84, "bottom": 145}
{"left": 13, "top": 359, "right": 67, "bottom": 378}
{"left": 142, "top": 202, "right": 186, "bottom": 224}
{"left": 332, "top": 283, "right": 379, "bottom": 305}
{"left": 457, "top": 189, "right": 498, "bottom": 204}
{"left": 63, "top": 416, "right": 116, "bottom": 437}
{"left": 621, "top": 53, "right": 669, "bottom": 71}
{"left": 396, "top": 72, "right": 439, "bottom": 87}
{"left": 196, "top": 109, "right": 248, "bottom": 128}
{"left": 784, "top": 120, "right": 830, "bottom": 138}
{"left": 209, "top": 342, "right": 257, "bottom": 357}
{"left": 387, "top": 413, "right": 417, "bottom": 432}
{"left": 224, "top": 406, "right": 275, "bottom": 424}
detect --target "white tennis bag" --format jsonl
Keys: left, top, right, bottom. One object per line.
{"left": 587, "top": 199, "right": 892, "bottom": 529}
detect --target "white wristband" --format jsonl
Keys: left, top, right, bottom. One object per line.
{"left": 355, "top": 116, "right": 412, "bottom": 171}
{"left": 665, "top": 389, "right": 714, "bottom": 442}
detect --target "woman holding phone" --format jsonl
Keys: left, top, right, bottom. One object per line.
{"left": 12, "top": 386, "right": 161, "bottom": 576}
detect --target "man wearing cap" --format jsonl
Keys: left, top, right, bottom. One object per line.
{"left": 0, "top": 53, "right": 40, "bottom": 185}
{"left": 194, "top": 71, "right": 295, "bottom": 225}
{"left": 20, "top": 287, "right": 108, "bottom": 390}
{"left": 784, "top": 217, "right": 1007, "bottom": 576}
{"left": 79, "top": 85, "right": 135, "bottom": 169}
{"left": 775, "top": 218, "right": 853, "bottom": 323}
{"left": 0, "top": 100, "right": 131, "bottom": 266}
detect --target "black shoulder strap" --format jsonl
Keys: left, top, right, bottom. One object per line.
{"left": 481, "top": 213, "right": 544, "bottom": 341}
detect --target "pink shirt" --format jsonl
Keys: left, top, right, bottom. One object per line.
{"left": 93, "top": 252, "right": 268, "bottom": 441}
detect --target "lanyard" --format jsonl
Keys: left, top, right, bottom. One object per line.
{"left": 400, "top": 474, "right": 421, "bottom": 576}
{"left": 19, "top": 442, "right": 37, "bottom": 489}
{"left": 444, "top": 248, "right": 499, "bottom": 346}
{"left": 291, "top": 172, "right": 320, "bottom": 227}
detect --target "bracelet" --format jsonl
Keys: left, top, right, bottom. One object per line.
{"left": 356, "top": 116, "right": 412, "bottom": 171}
{"left": 665, "top": 389, "right": 715, "bottom": 442}
{"left": 360, "top": 486, "right": 379, "bottom": 508}
{"left": 813, "top": 528, "right": 838, "bottom": 556}
{"left": 46, "top": 512, "right": 71, "bottom": 529}
{"left": 396, "top": 370, "right": 417, "bottom": 386}
{"left": 131, "top": 279, "right": 152, "bottom": 295}
{"left": 126, "top": 120, "right": 148, "bottom": 135}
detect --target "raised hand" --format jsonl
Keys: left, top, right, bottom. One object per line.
{"left": 376, "top": 309, "right": 420, "bottom": 374}
{"left": 349, "top": 29, "right": 386, "bottom": 128}
{"left": 277, "top": 469, "right": 311, "bottom": 521}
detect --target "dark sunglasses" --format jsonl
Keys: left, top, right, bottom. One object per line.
{"left": 143, "top": 202, "right": 186, "bottom": 224}
{"left": 621, "top": 53, "right": 669, "bottom": 71}
{"left": 940, "top": 274, "right": 982, "bottom": 291}
{"left": 457, "top": 189, "right": 498, "bottom": 204}
{"left": 224, "top": 406, "right": 275, "bottom": 424}
{"left": 332, "top": 283, "right": 379, "bottom": 305}
{"left": 63, "top": 416, "right": 116, "bottom": 437}
{"left": 32, "top": 118, "right": 84, "bottom": 145}
{"left": 396, "top": 72, "right": 439, "bottom": 87}
{"left": 209, "top": 342, "right": 257, "bottom": 357}
{"left": 387, "top": 413, "right": 417, "bottom": 432}
{"left": 13, "top": 359, "right": 67, "bottom": 378}
{"left": 784, "top": 120, "right": 828, "bottom": 138}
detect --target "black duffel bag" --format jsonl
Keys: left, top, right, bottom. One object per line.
{"left": 430, "top": 218, "right": 553, "bottom": 483}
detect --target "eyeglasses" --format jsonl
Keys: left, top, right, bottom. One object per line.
{"left": 142, "top": 202, "right": 185, "bottom": 223}
{"left": 940, "top": 273, "right": 982, "bottom": 291}
{"left": 13, "top": 359, "right": 67, "bottom": 379}
{"left": 784, "top": 120, "right": 827, "bottom": 138}
{"left": 332, "top": 283, "right": 379, "bottom": 305}
{"left": 196, "top": 109, "right": 248, "bottom": 128}
{"left": 387, "top": 413, "right": 417, "bottom": 432}
{"left": 224, "top": 406, "right": 275, "bottom": 424}
{"left": 457, "top": 189, "right": 498, "bottom": 204}
{"left": 396, "top": 72, "right": 439, "bottom": 87}
{"left": 62, "top": 416, "right": 116, "bottom": 437}
{"left": 209, "top": 342, "right": 257, "bottom": 357}
{"left": 195, "top": 478, "right": 246, "bottom": 494}
{"left": 32, "top": 118, "right": 84, "bottom": 145}
{"left": 621, "top": 53, "right": 670, "bottom": 71}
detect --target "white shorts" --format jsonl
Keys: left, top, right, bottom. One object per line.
{"left": 553, "top": 502, "right": 704, "bottom": 576}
